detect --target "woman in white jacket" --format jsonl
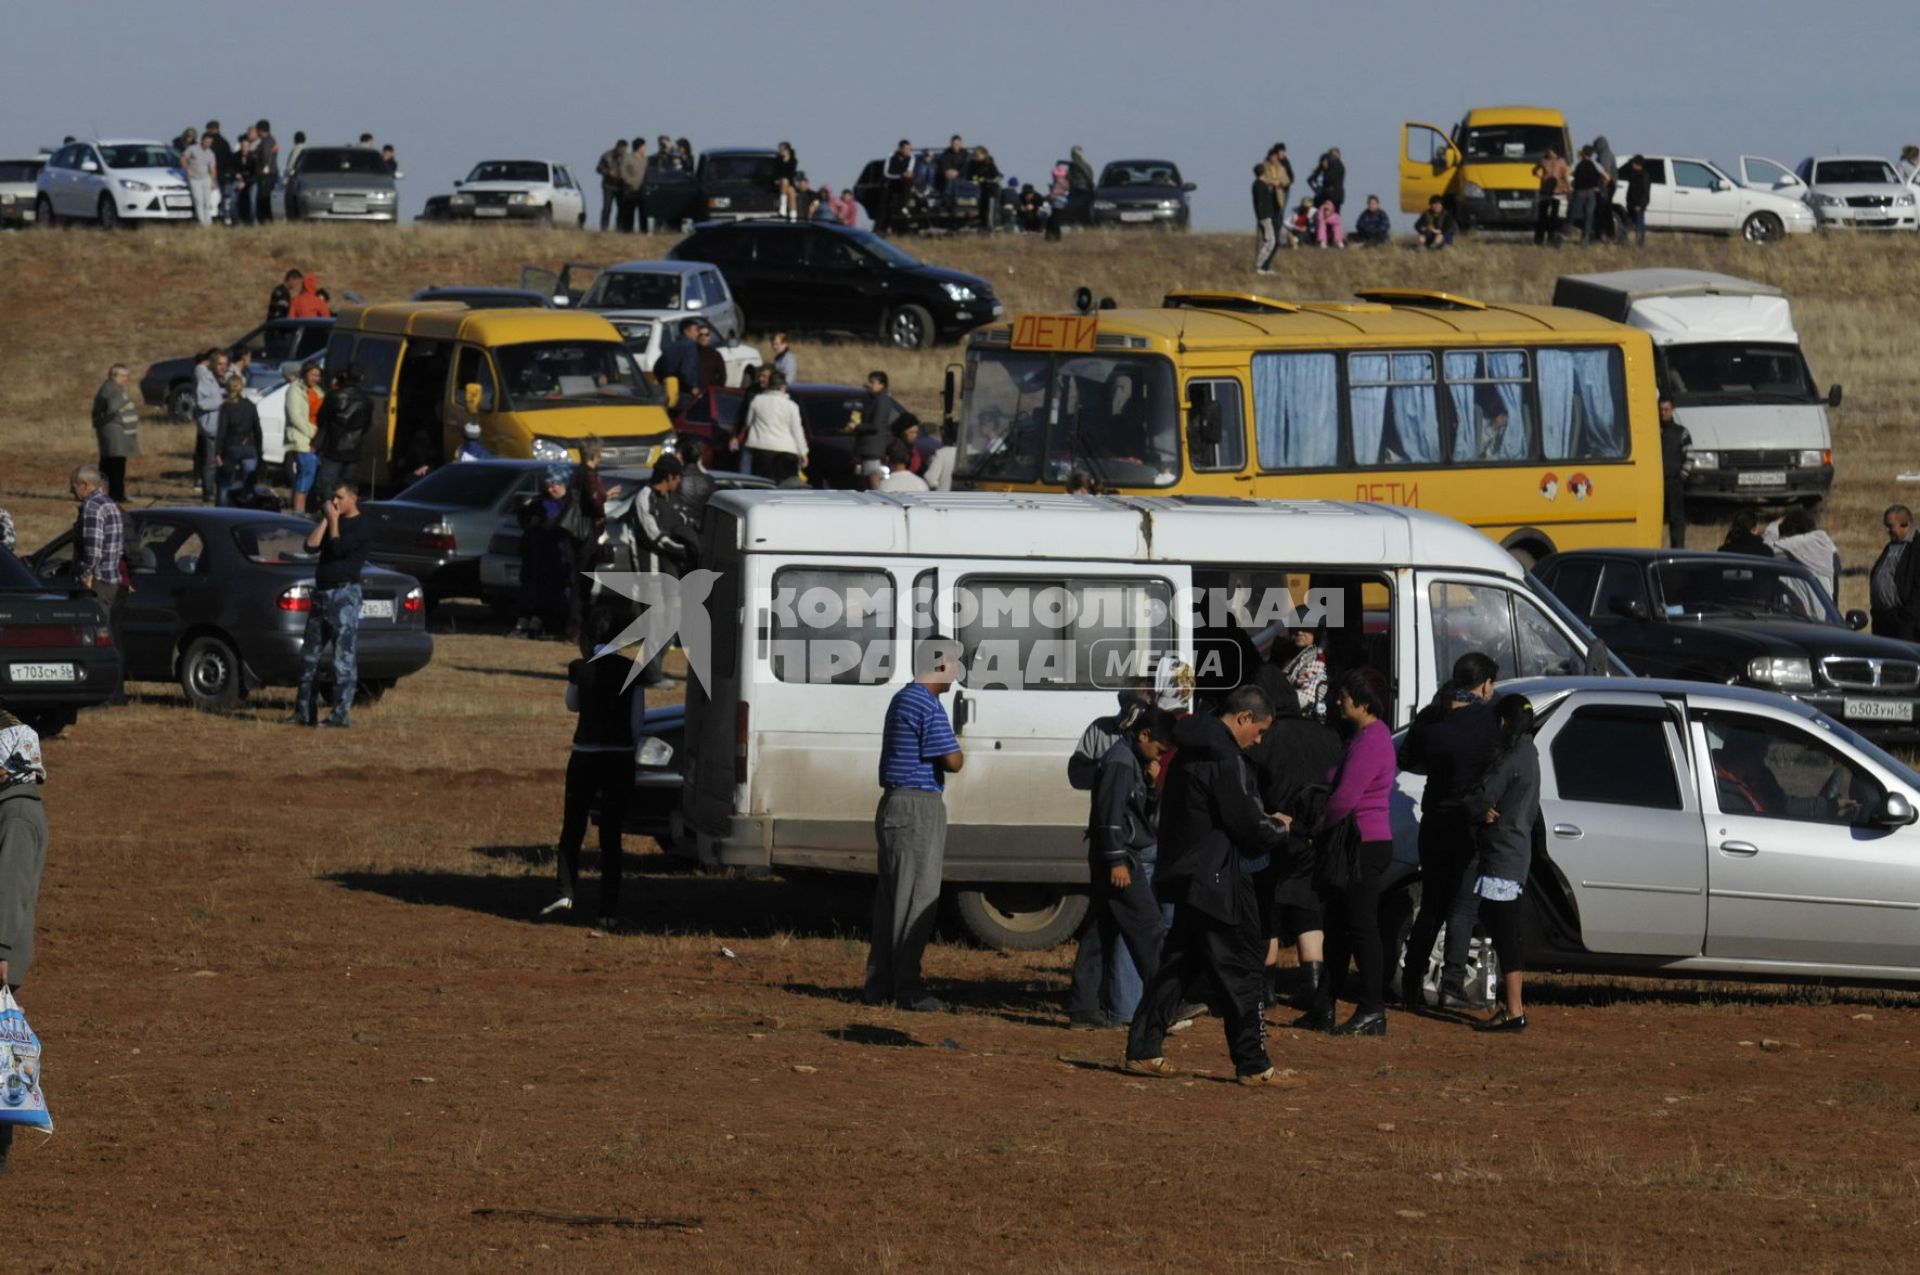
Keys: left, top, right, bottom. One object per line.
{"left": 1764, "top": 508, "right": 1841, "bottom": 604}
{"left": 743, "top": 372, "right": 808, "bottom": 485}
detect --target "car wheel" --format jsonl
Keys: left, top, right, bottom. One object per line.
{"left": 357, "top": 678, "right": 396, "bottom": 705}
{"left": 97, "top": 195, "right": 119, "bottom": 230}
{"left": 951, "top": 885, "right": 1089, "bottom": 951}
{"left": 178, "top": 634, "right": 244, "bottom": 711}
{"left": 166, "top": 381, "right": 197, "bottom": 422}
{"left": 732, "top": 306, "right": 749, "bottom": 337}
{"left": 34, "top": 195, "right": 57, "bottom": 229}
{"left": 885, "top": 303, "right": 934, "bottom": 351}
{"left": 1742, "top": 211, "right": 1784, "bottom": 245}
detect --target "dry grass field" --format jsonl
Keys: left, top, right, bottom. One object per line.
{"left": 3, "top": 224, "right": 1920, "bottom": 1272}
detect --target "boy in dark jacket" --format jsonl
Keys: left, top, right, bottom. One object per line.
{"left": 1066, "top": 708, "right": 1176, "bottom": 1028}
{"left": 1124, "top": 686, "right": 1301, "bottom": 1087}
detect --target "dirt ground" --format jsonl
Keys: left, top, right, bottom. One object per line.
{"left": 4, "top": 228, "right": 1920, "bottom": 1271}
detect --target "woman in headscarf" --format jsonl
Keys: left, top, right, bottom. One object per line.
{"left": 516, "top": 465, "right": 575, "bottom": 638}
{"left": 1591, "top": 136, "right": 1619, "bottom": 240}
{"left": 1250, "top": 638, "right": 1341, "bottom": 1008}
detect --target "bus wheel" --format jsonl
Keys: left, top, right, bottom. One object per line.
{"left": 952, "top": 885, "right": 1088, "bottom": 951}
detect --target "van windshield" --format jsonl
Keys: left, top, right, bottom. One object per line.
{"left": 956, "top": 348, "right": 1179, "bottom": 488}
{"left": 496, "top": 341, "right": 647, "bottom": 409}
{"left": 1662, "top": 342, "right": 1820, "bottom": 406}
{"left": 1460, "top": 124, "right": 1564, "bottom": 164}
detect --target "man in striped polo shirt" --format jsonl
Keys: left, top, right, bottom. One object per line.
{"left": 863, "top": 638, "right": 966, "bottom": 1011}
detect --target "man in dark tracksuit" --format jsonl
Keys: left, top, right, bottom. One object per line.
{"left": 1125, "top": 686, "right": 1301, "bottom": 1087}
{"left": 1065, "top": 708, "right": 1176, "bottom": 1028}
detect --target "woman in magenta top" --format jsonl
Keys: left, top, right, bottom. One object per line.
{"left": 1298, "top": 666, "right": 1399, "bottom": 1036}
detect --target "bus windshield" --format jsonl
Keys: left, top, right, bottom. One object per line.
{"left": 1460, "top": 124, "right": 1564, "bottom": 164}
{"left": 1662, "top": 342, "right": 1821, "bottom": 407}
{"left": 957, "top": 348, "right": 1179, "bottom": 488}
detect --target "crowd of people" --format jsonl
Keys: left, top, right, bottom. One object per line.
{"left": 163, "top": 122, "right": 397, "bottom": 228}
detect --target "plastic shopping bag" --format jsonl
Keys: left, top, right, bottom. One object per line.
{"left": 0, "top": 986, "right": 51, "bottom": 1131}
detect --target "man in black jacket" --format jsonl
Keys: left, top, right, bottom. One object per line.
{"left": 313, "top": 365, "right": 374, "bottom": 500}
{"left": 879, "top": 139, "right": 914, "bottom": 236}
{"left": 1660, "top": 397, "right": 1692, "bottom": 548}
{"left": 267, "top": 268, "right": 301, "bottom": 322}
{"left": 1125, "top": 687, "right": 1301, "bottom": 1087}
{"left": 1065, "top": 708, "right": 1176, "bottom": 1028}
{"left": 1870, "top": 504, "right": 1920, "bottom": 639}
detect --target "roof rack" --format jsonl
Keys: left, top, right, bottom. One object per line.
{"left": 1352, "top": 288, "right": 1488, "bottom": 311}
{"left": 1162, "top": 290, "right": 1302, "bottom": 315}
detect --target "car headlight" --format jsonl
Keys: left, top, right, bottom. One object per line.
{"left": 1747, "top": 656, "right": 1814, "bottom": 689}
{"left": 508, "top": 192, "right": 529, "bottom": 205}
{"left": 1797, "top": 448, "right": 1829, "bottom": 467}
{"left": 1810, "top": 193, "right": 1843, "bottom": 207}
{"left": 531, "top": 436, "right": 572, "bottom": 462}
{"left": 1690, "top": 450, "right": 1719, "bottom": 470}
{"left": 1462, "top": 181, "right": 1484, "bottom": 199}
{"left": 1897, "top": 193, "right": 1916, "bottom": 207}
{"left": 1092, "top": 199, "right": 1116, "bottom": 211}
{"left": 117, "top": 179, "right": 152, "bottom": 191}
{"left": 1158, "top": 199, "right": 1178, "bottom": 211}
{"left": 636, "top": 736, "right": 675, "bottom": 767}
{"left": 709, "top": 195, "right": 731, "bottom": 209}
{"left": 369, "top": 190, "right": 395, "bottom": 201}
{"left": 941, "top": 282, "right": 976, "bottom": 302}
{"left": 450, "top": 193, "right": 474, "bottom": 205}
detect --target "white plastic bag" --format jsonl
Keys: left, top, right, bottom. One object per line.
{"left": 0, "top": 986, "right": 51, "bottom": 1131}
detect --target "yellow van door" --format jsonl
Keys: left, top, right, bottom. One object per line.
{"left": 351, "top": 335, "right": 403, "bottom": 497}
{"left": 1401, "top": 122, "right": 1458, "bottom": 214}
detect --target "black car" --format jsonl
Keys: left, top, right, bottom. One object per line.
{"left": 672, "top": 382, "right": 871, "bottom": 488}
{"left": 1087, "top": 158, "right": 1195, "bottom": 230}
{"left": 1536, "top": 548, "right": 1920, "bottom": 740}
{"left": 361, "top": 461, "right": 553, "bottom": 607}
{"left": 694, "top": 148, "right": 781, "bottom": 223}
{"left": 140, "top": 318, "right": 334, "bottom": 421}
{"left": 668, "top": 220, "right": 1001, "bottom": 350}
{"left": 27, "top": 510, "right": 432, "bottom": 712}
{"left": 0, "top": 546, "right": 121, "bottom": 736}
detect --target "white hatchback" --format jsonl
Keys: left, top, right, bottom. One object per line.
{"left": 35, "top": 138, "right": 192, "bottom": 228}
{"left": 446, "top": 159, "right": 585, "bottom": 227}
{"left": 1613, "top": 154, "right": 1816, "bottom": 243}
{"left": 1795, "top": 155, "right": 1918, "bottom": 230}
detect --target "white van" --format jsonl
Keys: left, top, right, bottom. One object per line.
{"left": 1552, "top": 270, "right": 1839, "bottom": 503}
{"left": 671, "top": 491, "right": 1609, "bottom": 948}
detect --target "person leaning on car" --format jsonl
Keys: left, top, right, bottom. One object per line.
{"left": 91, "top": 363, "right": 141, "bottom": 503}
{"left": 313, "top": 365, "right": 374, "bottom": 500}
{"left": 1870, "top": 504, "right": 1920, "bottom": 640}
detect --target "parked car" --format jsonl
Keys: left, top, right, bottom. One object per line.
{"left": 576, "top": 259, "right": 745, "bottom": 343}
{"left": 0, "top": 546, "right": 121, "bottom": 737}
{"left": 1536, "top": 548, "right": 1920, "bottom": 741}
{"left": 693, "top": 148, "right": 780, "bottom": 223}
{"left": 25, "top": 510, "right": 430, "bottom": 712}
{"left": 1394, "top": 676, "right": 1920, "bottom": 988}
{"left": 35, "top": 139, "right": 191, "bottom": 229}
{"left": 410, "top": 286, "right": 557, "bottom": 309}
{"left": 439, "top": 159, "right": 584, "bottom": 226}
{"left": 1796, "top": 156, "right": 1918, "bottom": 231}
{"left": 0, "top": 156, "right": 46, "bottom": 228}
{"left": 1087, "top": 158, "right": 1195, "bottom": 229}
{"left": 668, "top": 220, "right": 1002, "bottom": 350}
{"left": 476, "top": 464, "right": 773, "bottom": 616}
{"left": 671, "top": 382, "right": 871, "bottom": 487}
{"left": 1605, "top": 155, "right": 1816, "bottom": 243}
{"left": 139, "top": 318, "right": 334, "bottom": 421}
{"left": 640, "top": 164, "right": 701, "bottom": 232}
{"left": 362, "top": 461, "right": 558, "bottom": 607}
{"left": 283, "top": 146, "right": 399, "bottom": 222}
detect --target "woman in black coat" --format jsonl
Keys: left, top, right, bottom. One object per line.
{"left": 1462, "top": 693, "right": 1540, "bottom": 1032}
{"left": 1250, "top": 652, "right": 1341, "bottom": 1006}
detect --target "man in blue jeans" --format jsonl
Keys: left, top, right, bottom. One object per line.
{"left": 287, "top": 482, "right": 371, "bottom": 729}
{"left": 863, "top": 638, "right": 965, "bottom": 1012}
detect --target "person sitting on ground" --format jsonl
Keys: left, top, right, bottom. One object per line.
{"left": 1351, "top": 195, "right": 1391, "bottom": 247}
{"left": 1415, "top": 196, "right": 1456, "bottom": 249}
{"left": 1287, "top": 199, "right": 1316, "bottom": 246}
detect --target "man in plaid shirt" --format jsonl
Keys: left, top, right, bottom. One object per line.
{"left": 70, "top": 465, "right": 125, "bottom": 610}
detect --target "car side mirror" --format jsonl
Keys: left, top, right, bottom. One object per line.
{"left": 1582, "top": 637, "right": 1613, "bottom": 677}
{"left": 686, "top": 298, "right": 703, "bottom": 310}
{"left": 1841, "top": 608, "right": 1868, "bottom": 630}
{"left": 1714, "top": 178, "right": 1733, "bottom": 192}
{"left": 452, "top": 180, "right": 463, "bottom": 188}
{"left": 80, "top": 160, "right": 98, "bottom": 173}
{"left": 1181, "top": 182, "right": 1197, "bottom": 193}
{"left": 1872, "top": 792, "right": 1918, "bottom": 828}
{"left": 1607, "top": 595, "right": 1649, "bottom": 621}
{"left": 1827, "top": 384, "right": 1843, "bottom": 408}
{"left": 394, "top": 170, "right": 405, "bottom": 181}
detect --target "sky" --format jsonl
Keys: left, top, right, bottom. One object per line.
{"left": 6, "top": 1, "right": 1914, "bottom": 232}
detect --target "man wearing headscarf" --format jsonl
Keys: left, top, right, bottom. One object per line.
{"left": 0, "top": 707, "right": 49, "bottom": 1175}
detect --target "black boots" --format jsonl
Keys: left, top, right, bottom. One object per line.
{"left": 1295, "top": 961, "right": 1325, "bottom": 1010}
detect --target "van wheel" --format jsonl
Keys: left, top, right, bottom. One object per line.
{"left": 179, "top": 635, "right": 244, "bottom": 711}
{"left": 952, "top": 886, "right": 1088, "bottom": 951}
{"left": 1742, "top": 211, "right": 1784, "bottom": 245}
{"left": 885, "top": 304, "right": 933, "bottom": 351}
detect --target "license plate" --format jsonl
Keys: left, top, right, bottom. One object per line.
{"left": 165, "top": 194, "right": 191, "bottom": 208}
{"left": 1736, "top": 470, "right": 1787, "bottom": 487}
{"left": 20, "top": 209, "right": 36, "bottom": 221}
{"left": 1499, "top": 199, "right": 1531, "bottom": 210}
{"left": 1843, "top": 698, "right": 1914, "bottom": 722}
{"left": 475, "top": 206, "right": 507, "bottom": 217}
{"left": 360, "top": 599, "right": 395, "bottom": 620}
{"left": 10, "top": 662, "right": 76, "bottom": 683}
{"left": 1118, "top": 211, "right": 1155, "bottom": 222}
{"left": 334, "top": 199, "right": 367, "bottom": 215}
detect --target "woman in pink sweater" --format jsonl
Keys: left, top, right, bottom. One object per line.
{"left": 1297, "top": 666, "right": 1399, "bottom": 1036}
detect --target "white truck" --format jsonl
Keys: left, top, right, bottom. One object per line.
{"left": 1553, "top": 270, "right": 1838, "bottom": 504}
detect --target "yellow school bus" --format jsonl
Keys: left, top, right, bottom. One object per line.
{"left": 951, "top": 289, "right": 1662, "bottom": 561}
{"left": 326, "top": 302, "right": 674, "bottom": 496}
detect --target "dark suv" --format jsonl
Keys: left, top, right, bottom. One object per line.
{"left": 667, "top": 220, "right": 1001, "bottom": 350}
{"left": 694, "top": 148, "right": 781, "bottom": 223}
{"left": 1536, "top": 548, "right": 1920, "bottom": 741}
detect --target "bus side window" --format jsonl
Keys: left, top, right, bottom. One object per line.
{"left": 1186, "top": 379, "right": 1246, "bottom": 473}
{"left": 1539, "top": 347, "right": 1627, "bottom": 460}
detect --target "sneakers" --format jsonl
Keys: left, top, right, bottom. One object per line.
{"left": 1238, "top": 1066, "right": 1306, "bottom": 1090}
{"left": 539, "top": 895, "right": 573, "bottom": 917}
{"left": 1165, "top": 1016, "right": 1197, "bottom": 1035}
{"left": 1123, "top": 1056, "right": 1178, "bottom": 1078}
